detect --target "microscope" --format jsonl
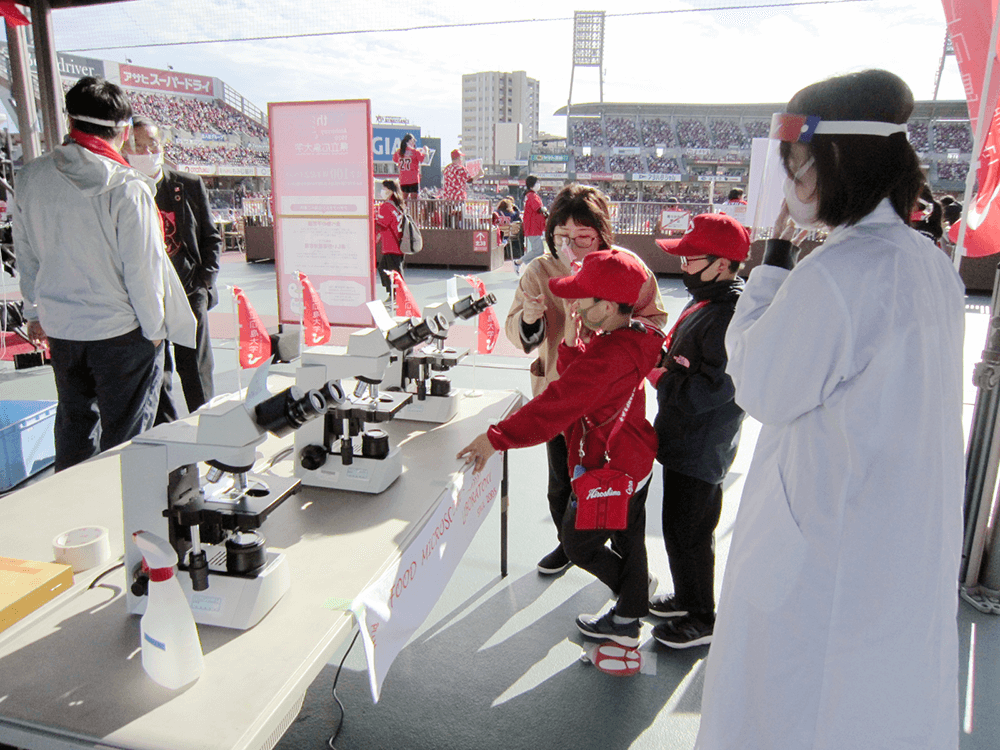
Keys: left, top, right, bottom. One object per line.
{"left": 121, "top": 367, "right": 336, "bottom": 630}
{"left": 384, "top": 292, "right": 497, "bottom": 424}
{"left": 293, "top": 306, "right": 452, "bottom": 494}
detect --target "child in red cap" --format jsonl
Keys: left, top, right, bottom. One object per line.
{"left": 459, "top": 249, "right": 665, "bottom": 646}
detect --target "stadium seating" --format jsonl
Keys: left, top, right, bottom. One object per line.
{"left": 641, "top": 118, "right": 676, "bottom": 147}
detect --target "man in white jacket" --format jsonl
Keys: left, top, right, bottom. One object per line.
{"left": 14, "top": 76, "right": 195, "bottom": 471}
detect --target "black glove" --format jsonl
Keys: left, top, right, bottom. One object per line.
{"left": 762, "top": 239, "right": 800, "bottom": 270}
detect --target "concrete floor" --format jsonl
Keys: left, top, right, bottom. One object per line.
{"left": 1, "top": 252, "right": 997, "bottom": 750}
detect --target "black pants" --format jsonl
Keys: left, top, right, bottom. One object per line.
{"left": 661, "top": 468, "right": 723, "bottom": 621}
{"left": 48, "top": 328, "right": 163, "bottom": 472}
{"left": 546, "top": 434, "right": 573, "bottom": 539}
{"left": 155, "top": 288, "right": 214, "bottom": 424}
{"left": 562, "top": 479, "right": 651, "bottom": 618}
{"left": 377, "top": 253, "right": 404, "bottom": 294}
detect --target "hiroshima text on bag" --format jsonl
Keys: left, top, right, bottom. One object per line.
{"left": 571, "top": 387, "right": 639, "bottom": 531}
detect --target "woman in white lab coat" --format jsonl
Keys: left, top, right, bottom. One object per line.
{"left": 695, "top": 69, "right": 965, "bottom": 750}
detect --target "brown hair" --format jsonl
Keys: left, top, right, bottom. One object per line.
{"left": 544, "top": 183, "right": 613, "bottom": 258}
{"left": 778, "top": 69, "right": 922, "bottom": 227}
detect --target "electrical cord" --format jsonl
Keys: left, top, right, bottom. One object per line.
{"left": 327, "top": 629, "right": 361, "bottom": 750}
{"left": 88, "top": 561, "right": 125, "bottom": 589}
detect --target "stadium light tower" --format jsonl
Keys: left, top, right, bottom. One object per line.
{"left": 567, "top": 11, "right": 605, "bottom": 127}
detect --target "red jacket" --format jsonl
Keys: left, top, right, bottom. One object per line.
{"left": 488, "top": 322, "right": 664, "bottom": 481}
{"left": 392, "top": 146, "right": 424, "bottom": 187}
{"left": 523, "top": 190, "right": 545, "bottom": 237}
{"left": 376, "top": 200, "right": 403, "bottom": 255}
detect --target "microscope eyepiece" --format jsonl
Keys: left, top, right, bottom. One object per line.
{"left": 254, "top": 386, "right": 328, "bottom": 437}
{"left": 386, "top": 314, "right": 450, "bottom": 351}
{"left": 452, "top": 293, "right": 497, "bottom": 320}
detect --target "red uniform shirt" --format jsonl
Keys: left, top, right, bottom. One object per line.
{"left": 392, "top": 146, "right": 424, "bottom": 187}
{"left": 376, "top": 200, "right": 403, "bottom": 255}
{"left": 441, "top": 162, "right": 471, "bottom": 201}
{"left": 523, "top": 190, "right": 546, "bottom": 237}
{"left": 487, "top": 323, "right": 664, "bottom": 481}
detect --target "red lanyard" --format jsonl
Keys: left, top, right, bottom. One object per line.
{"left": 663, "top": 300, "right": 709, "bottom": 351}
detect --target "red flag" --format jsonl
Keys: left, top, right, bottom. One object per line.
{"left": 942, "top": 0, "right": 1000, "bottom": 257}
{"left": 233, "top": 286, "right": 271, "bottom": 368}
{"left": 298, "top": 272, "right": 331, "bottom": 346}
{"left": 388, "top": 270, "right": 421, "bottom": 317}
{"left": 0, "top": 2, "right": 29, "bottom": 26}
{"left": 464, "top": 275, "right": 500, "bottom": 354}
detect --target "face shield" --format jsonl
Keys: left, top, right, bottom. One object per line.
{"left": 746, "top": 113, "right": 908, "bottom": 240}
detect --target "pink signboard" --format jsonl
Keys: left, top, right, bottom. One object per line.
{"left": 119, "top": 64, "right": 213, "bottom": 96}
{"left": 269, "top": 100, "right": 375, "bottom": 327}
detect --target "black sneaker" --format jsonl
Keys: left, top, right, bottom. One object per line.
{"left": 576, "top": 608, "right": 640, "bottom": 648}
{"left": 537, "top": 545, "right": 572, "bottom": 575}
{"left": 652, "top": 614, "right": 713, "bottom": 649}
{"left": 648, "top": 593, "right": 688, "bottom": 619}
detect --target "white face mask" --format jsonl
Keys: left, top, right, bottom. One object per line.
{"left": 126, "top": 151, "right": 164, "bottom": 178}
{"left": 782, "top": 157, "right": 821, "bottom": 229}
{"left": 381, "top": 188, "right": 392, "bottom": 199}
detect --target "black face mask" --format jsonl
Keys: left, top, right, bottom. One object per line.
{"left": 682, "top": 267, "right": 721, "bottom": 292}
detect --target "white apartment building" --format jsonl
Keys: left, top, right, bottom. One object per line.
{"left": 461, "top": 70, "right": 539, "bottom": 165}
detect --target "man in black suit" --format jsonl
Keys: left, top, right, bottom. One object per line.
{"left": 123, "top": 117, "right": 222, "bottom": 422}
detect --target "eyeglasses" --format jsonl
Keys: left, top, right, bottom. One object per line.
{"left": 679, "top": 255, "right": 709, "bottom": 268}
{"left": 555, "top": 233, "right": 599, "bottom": 250}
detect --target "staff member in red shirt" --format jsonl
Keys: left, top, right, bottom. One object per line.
{"left": 516, "top": 175, "right": 547, "bottom": 274}
{"left": 375, "top": 179, "right": 405, "bottom": 294}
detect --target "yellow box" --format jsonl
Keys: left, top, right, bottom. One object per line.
{"left": 0, "top": 557, "right": 74, "bottom": 635}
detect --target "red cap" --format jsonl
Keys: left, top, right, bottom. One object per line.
{"left": 548, "top": 249, "right": 648, "bottom": 305}
{"left": 656, "top": 213, "right": 750, "bottom": 262}
{"left": 451, "top": 149, "right": 463, "bottom": 160}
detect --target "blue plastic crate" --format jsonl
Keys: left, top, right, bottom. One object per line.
{"left": 0, "top": 400, "right": 56, "bottom": 491}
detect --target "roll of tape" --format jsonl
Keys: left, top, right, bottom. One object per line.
{"left": 53, "top": 526, "right": 111, "bottom": 573}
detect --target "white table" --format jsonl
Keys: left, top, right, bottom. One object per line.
{"left": 0, "top": 387, "right": 520, "bottom": 750}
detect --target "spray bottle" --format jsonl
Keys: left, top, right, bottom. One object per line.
{"left": 132, "top": 531, "right": 205, "bottom": 689}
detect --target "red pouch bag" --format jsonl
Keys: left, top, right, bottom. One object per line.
{"left": 572, "top": 468, "right": 635, "bottom": 530}
{"left": 571, "top": 386, "right": 640, "bottom": 531}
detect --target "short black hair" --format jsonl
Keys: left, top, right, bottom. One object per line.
{"left": 65, "top": 76, "right": 132, "bottom": 140}
{"left": 779, "top": 69, "right": 922, "bottom": 228}
{"left": 727, "top": 188, "right": 744, "bottom": 201}
{"left": 525, "top": 175, "right": 538, "bottom": 190}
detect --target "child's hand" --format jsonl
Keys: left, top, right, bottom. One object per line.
{"left": 457, "top": 433, "right": 497, "bottom": 474}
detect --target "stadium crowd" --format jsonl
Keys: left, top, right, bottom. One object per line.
{"left": 677, "top": 119, "right": 712, "bottom": 148}
{"left": 605, "top": 117, "right": 640, "bottom": 146}
{"left": 165, "top": 143, "right": 269, "bottom": 167}
{"left": 128, "top": 90, "right": 267, "bottom": 138}
{"left": 641, "top": 118, "right": 676, "bottom": 147}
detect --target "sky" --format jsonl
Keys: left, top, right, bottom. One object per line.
{"left": 51, "top": 0, "right": 967, "bottom": 151}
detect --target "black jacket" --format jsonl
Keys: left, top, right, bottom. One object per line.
{"left": 155, "top": 166, "right": 222, "bottom": 307}
{"left": 654, "top": 277, "right": 745, "bottom": 484}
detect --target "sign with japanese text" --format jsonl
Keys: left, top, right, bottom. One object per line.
{"left": 269, "top": 99, "right": 375, "bottom": 326}
{"left": 352, "top": 452, "right": 502, "bottom": 702}
{"left": 472, "top": 230, "right": 488, "bottom": 253}
{"left": 119, "top": 64, "right": 214, "bottom": 96}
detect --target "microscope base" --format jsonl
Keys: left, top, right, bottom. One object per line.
{"left": 296, "top": 446, "right": 403, "bottom": 494}
{"left": 129, "top": 549, "right": 291, "bottom": 630}
{"left": 395, "top": 392, "right": 460, "bottom": 423}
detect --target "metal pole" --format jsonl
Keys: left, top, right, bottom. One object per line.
{"left": 959, "top": 2, "right": 1000, "bottom": 586}
{"left": 29, "top": 0, "right": 64, "bottom": 153}
{"left": 6, "top": 19, "right": 40, "bottom": 161}
{"left": 962, "top": 263, "right": 1000, "bottom": 585}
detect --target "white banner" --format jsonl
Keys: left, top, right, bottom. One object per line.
{"left": 352, "top": 452, "right": 503, "bottom": 702}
